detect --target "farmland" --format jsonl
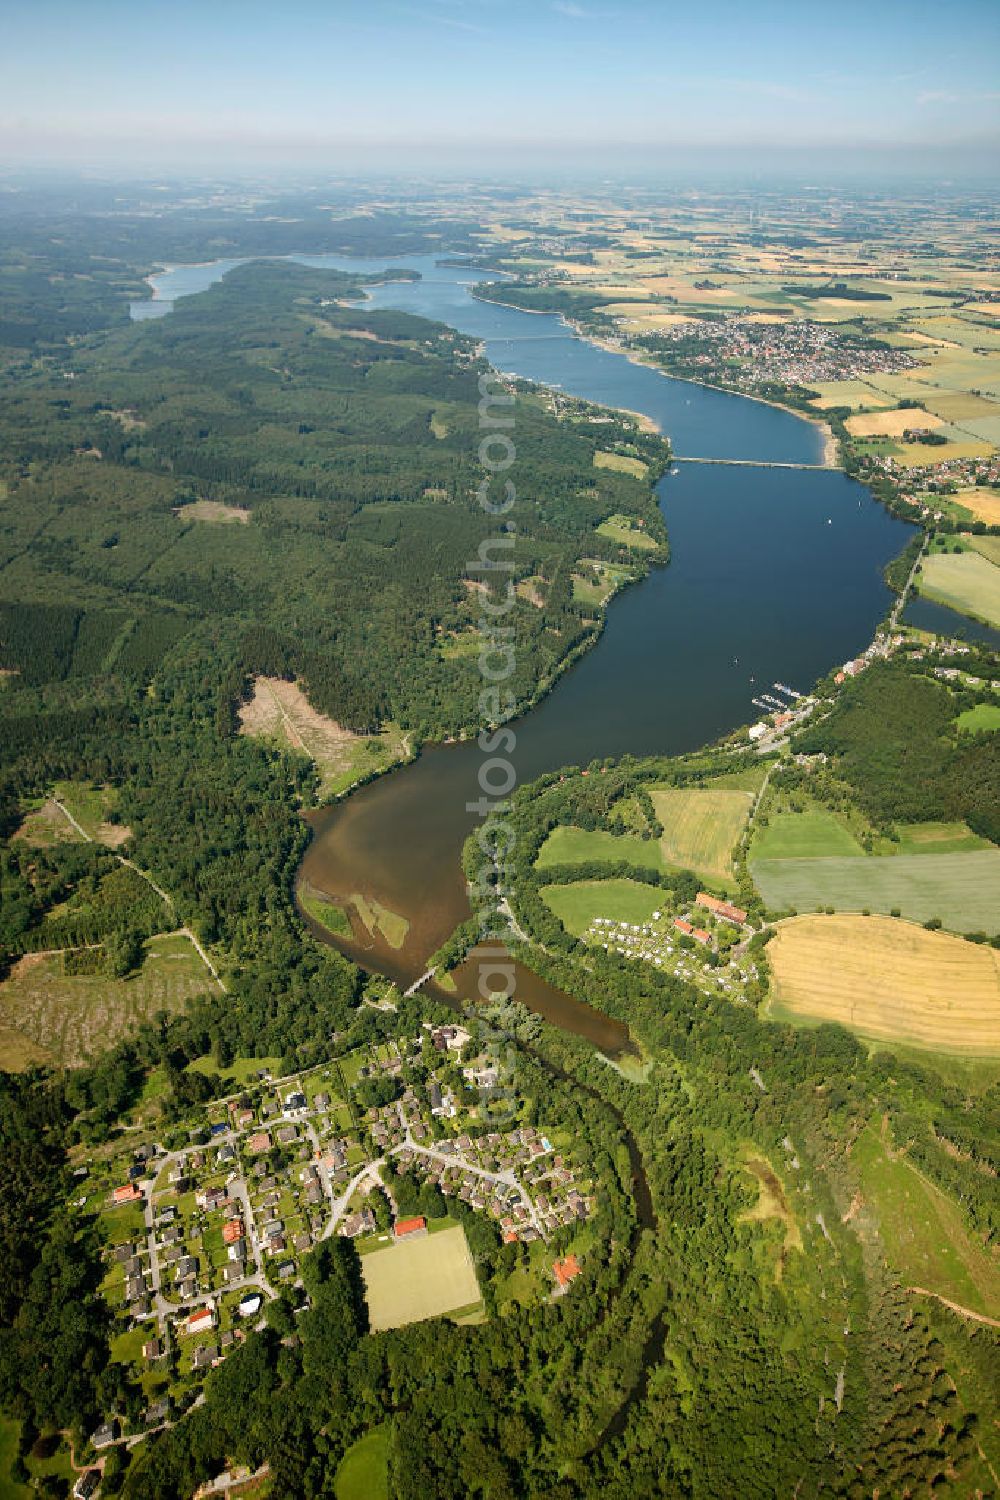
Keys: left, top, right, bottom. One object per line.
{"left": 751, "top": 848, "right": 1000, "bottom": 933}
{"left": 0, "top": 932, "right": 213, "bottom": 1070}
{"left": 916, "top": 550, "right": 1000, "bottom": 628}
{"left": 536, "top": 825, "right": 668, "bottom": 874}
{"left": 535, "top": 780, "right": 751, "bottom": 888}
{"left": 750, "top": 809, "right": 864, "bottom": 861}
{"left": 853, "top": 1127, "right": 1000, "bottom": 1321}
{"left": 650, "top": 784, "right": 753, "bottom": 887}
{"left": 361, "top": 1224, "right": 482, "bottom": 1331}
{"left": 766, "top": 914, "right": 1000, "bottom": 1056}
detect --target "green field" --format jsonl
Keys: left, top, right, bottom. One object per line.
{"left": 541, "top": 878, "right": 664, "bottom": 936}
{"left": 956, "top": 702, "right": 1000, "bottom": 734}
{"left": 751, "top": 848, "right": 1000, "bottom": 934}
{"left": 750, "top": 809, "right": 864, "bottom": 860}
{"left": 595, "top": 512, "right": 658, "bottom": 549}
{"left": 361, "top": 1224, "right": 481, "bottom": 1331}
{"left": 0, "top": 932, "right": 213, "bottom": 1070}
{"left": 853, "top": 1126, "right": 999, "bottom": 1320}
{"left": 335, "top": 1425, "right": 390, "bottom": 1500}
{"left": 536, "top": 824, "right": 666, "bottom": 873}
{"left": 650, "top": 785, "right": 752, "bottom": 886}
{"left": 917, "top": 549, "right": 1000, "bottom": 627}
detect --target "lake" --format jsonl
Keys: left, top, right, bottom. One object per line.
{"left": 139, "top": 256, "right": 914, "bottom": 1050}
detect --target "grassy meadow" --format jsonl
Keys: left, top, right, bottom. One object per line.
{"left": 541, "top": 878, "right": 664, "bottom": 936}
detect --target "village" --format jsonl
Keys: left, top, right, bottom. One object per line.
{"left": 581, "top": 890, "right": 764, "bottom": 1005}
{"left": 70, "top": 1023, "right": 595, "bottom": 1466}
{"left": 615, "top": 312, "right": 920, "bottom": 396}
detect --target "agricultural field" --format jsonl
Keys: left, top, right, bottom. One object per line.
{"left": 361, "top": 1224, "right": 481, "bottom": 1331}
{"left": 238, "top": 675, "right": 409, "bottom": 798}
{"left": 572, "top": 558, "right": 631, "bottom": 607}
{"left": 0, "top": 932, "right": 214, "bottom": 1070}
{"left": 766, "top": 914, "right": 1000, "bottom": 1056}
{"left": 650, "top": 783, "right": 753, "bottom": 887}
{"left": 916, "top": 549, "right": 1000, "bottom": 628}
{"left": 541, "top": 877, "right": 664, "bottom": 936}
{"left": 844, "top": 407, "right": 943, "bottom": 438}
{"left": 852, "top": 1127, "right": 1000, "bottom": 1322}
{"left": 536, "top": 825, "right": 667, "bottom": 874}
{"left": 950, "top": 487, "right": 1000, "bottom": 525}
{"left": 752, "top": 847, "right": 1000, "bottom": 933}
{"left": 750, "top": 809, "right": 864, "bottom": 861}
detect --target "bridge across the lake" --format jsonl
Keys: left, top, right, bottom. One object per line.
{"left": 672, "top": 456, "right": 832, "bottom": 471}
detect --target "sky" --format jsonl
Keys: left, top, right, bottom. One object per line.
{"left": 1, "top": 0, "right": 999, "bottom": 177}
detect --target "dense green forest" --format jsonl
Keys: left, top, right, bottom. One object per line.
{"left": 0, "top": 257, "right": 666, "bottom": 740}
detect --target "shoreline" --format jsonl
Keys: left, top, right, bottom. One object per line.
{"left": 577, "top": 325, "right": 840, "bottom": 469}
{"left": 470, "top": 283, "right": 837, "bottom": 466}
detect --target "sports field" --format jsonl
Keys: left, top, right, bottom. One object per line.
{"left": 917, "top": 549, "right": 1000, "bottom": 628}
{"left": 541, "top": 878, "right": 663, "bottom": 936}
{"left": 751, "top": 848, "right": 1000, "bottom": 933}
{"left": 650, "top": 785, "right": 752, "bottom": 886}
{"left": 362, "top": 1225, "right": 481, "bottom": 1331}
{"left": 767, "top": 914, "right": 1000, "bottom": 1056}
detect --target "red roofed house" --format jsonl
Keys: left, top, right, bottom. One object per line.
{"left": 673, "top": 918, "right": 693, "bottom": 936}
{"left": 222, "top": 1219, "right": 244, "bottom": 1245}
{"left": 113, "top": 1183, "right": 142, "bottom": 1204}
{"left": 186, "top": 1307, "right": 215, "bottom": 1336}
{"left": 553, "top": 1254, "right": 581, "bottom": 1290}
{"left": 692, "top": 928, "right": 711, "bottom": 945}
{"left": 247, "top": 1132, "right": 271, "bottom": 1155}
{"left": 394, "top": 1216, "right": 427, "bottom": 1240}
{"left": 696, "top": 893, "right": 748, "bottom": 926}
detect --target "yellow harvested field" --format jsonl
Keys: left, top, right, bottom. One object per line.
{"left": 807, "top": 380, "right": 889, "bottom": 412}
{"left": 845, "top": 408, "right": 943, "bottom": 438}
{"left": 893, "top": 437, "right": 994, "bottom": 468}
{"left": 768, "top": 915, "right": 1000, "bottom": 1055}
{"left": 362, "top": 1225, "right": 481, "bottom": 1330}
{"left": 954, "top": 487, "right": 1000, "bottom": 525}
{"left": 175, "top": 499, "right": 250, "bottom": 524}
{"left": 650, "top": 785, "right": 753, "bottom": 886}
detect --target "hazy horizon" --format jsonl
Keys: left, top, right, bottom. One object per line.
{"left": 1, "top": 0, "right": 998, "bottom": 179}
